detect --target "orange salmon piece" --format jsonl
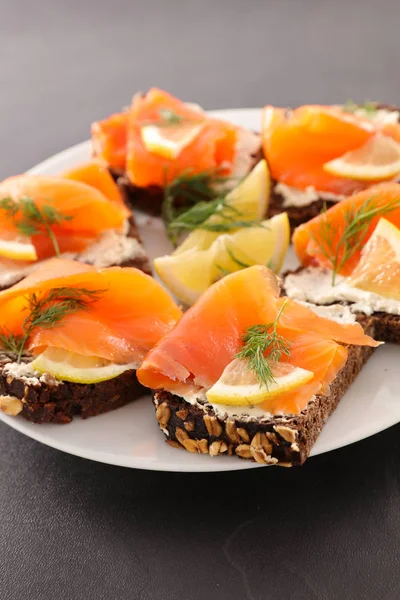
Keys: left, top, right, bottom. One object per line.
{"left": 91, "top": 112, "right": 128, "bottom": 171}
{"left": 62, "top": 160, "right": 123, "bottom": 205}
{"left": 126, "top": 88, "right": 238, "bottom": 188}
{"left": 262, "top": 105, "right": 377, "bottom": 195}
{"left": 292, "top": 182, "right": 400, "bottom": 275}
{"left": 0, "top": 258, "right": 182, "bottom": 363}
{"left": 137, "top": 266, "right": 377, "bottom": 414}
{"left": 0, "top": 175, "right": 130, "bottom": 259}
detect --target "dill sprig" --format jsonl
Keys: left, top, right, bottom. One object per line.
{"left": 236, "top": 300, "right": 291, "bottom": 389}
{"left": 143, "top": 108, "right": 204, "bottom": 128}
{"left": 0, "top": 330, "right": 25, "bottom": 355}
{"left": 311, "top": 196, "right": 400, "bottom": 285}
{"left": 162, "top": 169, "right": 239, "bottom": 244}
{"left": 216, "top": 247, "right": 253, "bottom": 278}
{"left": 0, "top": 287, "right": 104, "bottom": 363}
{"left": 343, "top": 99, "right": 377, "bottom": 116}
{"left": 167, "top": 197, "right": 259, "bottom": 240}
{"left": 0, "top": 197, "right": 73, "bottom": 257}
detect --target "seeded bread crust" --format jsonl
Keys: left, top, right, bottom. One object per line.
{"left": 0, "top": 355, "right": 146, "bottom": 424}
{"left": 110, "top": 136, "right": 263, "bottom": 216}
{"left": 282, "top": 267, "right": 400, "bottom": 344}
{"left": 267, "top": 104, "right": 400, "bottom": 228}
{"left": 152, "top": 326, "right": 375, "bottom": 466}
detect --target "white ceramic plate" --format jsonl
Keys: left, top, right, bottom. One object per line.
{"left": 0, "top": 108, "right": 399, "bottom": 472}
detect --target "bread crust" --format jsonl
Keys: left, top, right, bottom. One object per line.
{"left": 0, "top": 355, "right": 145, "bottom": 424}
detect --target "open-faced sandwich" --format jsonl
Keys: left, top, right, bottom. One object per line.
{"left": 137, "top": 266, "right": 379, "bottom": 466}
{"left": 91, "top": 88, "right": 262, "bottom": 215}
{"left": 0, "top": 258, "right": 181, "bottom": 423}
{"left": 0, "top": 161, "right": 152, "bottom": 290}
{"left": 262, "top": 102, "right": 400, "bottom": 227}
{"left": 284, "top": 182, "right": 400, "bottom": 343}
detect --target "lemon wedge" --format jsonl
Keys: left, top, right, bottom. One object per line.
{"left": 154, "top": 212, "right": 290, "bottom": 305}
{"left": 0, "top": 238, "right": 37, "bottom": 262}
{"left": 174, "top": 159, "right": 270, "bottom": 255}
{"left": 141, "top": 122, "right": 205, "bottom": 160}
{"left": 206, "top": 358, "right": 314, "bottom": 406}
{"left": 349, "top": 217, "right": 400, "bottom": 300}
{"left": 211, "top": 213, "right": 290, "bottom": 275}
{"left": 323, "top": 134, "right": 400, "bottom": 181}
{"left": 31, "top": 348, "right": 138, "bottom": 384}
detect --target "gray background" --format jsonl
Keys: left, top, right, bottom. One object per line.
{"left": 1, "top": 1, "right": 400, "bottom": 599}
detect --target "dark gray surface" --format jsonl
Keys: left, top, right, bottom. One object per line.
{"left": 1, "top": 1, "right": 400, "bottom": 598}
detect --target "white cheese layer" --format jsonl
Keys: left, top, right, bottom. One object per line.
{"left": 274, "top": 182, "right": 345, "bottom": 208}
{"left": 0, "top": 225, "right": 147, "bottom": 288}
{"left": 2, "top": 360, "right": 60, "bottom": 386}
{"left": 284, "top": 267, "right": 400, "bottom": 316}
{"left": 353, "top": 108, "right": 400, "bottom": 125}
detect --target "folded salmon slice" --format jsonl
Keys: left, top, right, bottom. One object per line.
{"left": 292, "top": 182, "right": 400, "bottom": 275}
{"left": 262, "top": 104, "right": 395, "bottom": 195}
{"left": 91, "top": 112, "right": 128, "bottom": 171}
{"left": 0, "top": 174, "right": 130, "bottom": 260}
{"left": 0, "top": 258, "right": 182, "bottom": 363}
{"left": 137, "top": 266, "right": 378, "bottom": 414}
{"left": 125, "top": 88, "right": 237, "bottom": 188}
{"left": 62, "top": 160, "right": 123, "bottom": 205}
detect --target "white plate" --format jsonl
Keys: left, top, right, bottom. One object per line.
{"left": 0, "top": 108, "right": 399, "bottom": 472}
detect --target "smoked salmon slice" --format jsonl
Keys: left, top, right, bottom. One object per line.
{"left": 91, "top": 112, "right": 128, "bottom": 171}
{"left": 0, "top": 258, "right": 182, "bottom": 363}
{"left": 292, "top": 182, "right": 400, "bottom": 274}
{"left": 262, "top": 104, "right": 397, "bottom": 195}
{"left": 62, "top": 160, "right": 123, "bottom": 205}
{"left": 137, "top": 266, "right": 378, "bottom": 414}
{"left": 0, "top": 174, "right": 130, "bottom": 260}
{"left": 126, "top": 88, "right": 238, "bottom": 188}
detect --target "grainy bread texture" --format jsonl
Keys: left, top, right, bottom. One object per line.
{"left": 152, "top": 326, "right": 375, "bottom": 466}
{"left": 0, "top": 355, "right": 146, "bottom": 424}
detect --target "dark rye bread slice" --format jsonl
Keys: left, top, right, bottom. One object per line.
{"left": 0, "top": 215, "right": 152, "bottom": 293}
{"left": 152, "top": 324, "right": 375, "bottom": 466}
{"left": 267, "top": 104, "right": 400, "bottom": 229}
{"left": 108, "top": 135, "right": 263, "bottom": 216}
{"left": 283, "top": 267, "right": 400, "bottom": 345}
{"left": 0, "top": 354, "right": 146, "bottom": 424}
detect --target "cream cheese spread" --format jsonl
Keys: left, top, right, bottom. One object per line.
{"left": 2, "top": 360, "right": 60, "bottom": 385}
{"left": 354, "top": 107, "right": 400, "bottom": 126}
{"left": 274, "top": 182, "right": 345, "bottom": 208}
{"left": 227, "top": 129, "right": 261, "bottom": 184}
{"left": 284, "top": 267, "right": 400, "bottom": 316}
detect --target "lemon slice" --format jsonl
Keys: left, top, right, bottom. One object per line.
{"left": 349, "top": 217, "right": 400, "bottom": 300}
{"left": 154, "top": 212, "right": 290, "bottom": 305}
{"left": 174, "top": 160, "right": 270, "bottom": 255}
{"left": 206, "top": 358, "right": 314, "bottom": 406}
{"left": 141, "top": 122, "right": 205, "bottom": 160}
{"left": 323, "top": 134, "right": 400, "bottom": 181}
{"left": 0, "top": 238, "right": 37, "bottom": 261}
{"left": 154, "top": 246, "right": 217, "bottom": 306}
{"left": 31, "top": 347, "right": 138, "bottom": 384}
